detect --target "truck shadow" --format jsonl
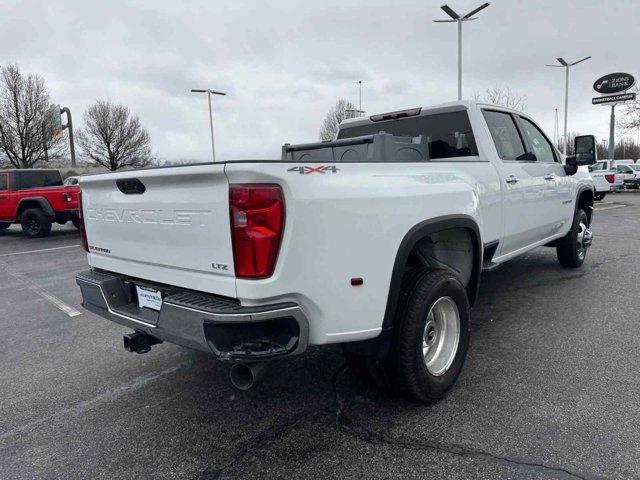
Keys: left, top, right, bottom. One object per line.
{"left": 88, "top": 247, "right": 608, "bottom": 479}
{"left": 0, "top": 225, "right": 79, "bottom": 239}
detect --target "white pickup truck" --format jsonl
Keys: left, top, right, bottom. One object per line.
{"left": 588, "top": 159, "right": 625, "bottom": 200}
{"left": 76, "top": 101, "right": 596, "bottom": 403}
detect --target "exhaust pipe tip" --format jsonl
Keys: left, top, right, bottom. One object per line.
{"left": 123, "top": 331, "right": 161, "bottom": 354}
{"left": 230, "top": 362, "right": 267, "bottom": 390}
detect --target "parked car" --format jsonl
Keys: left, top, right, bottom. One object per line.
{"left": 617, "top": 164, "right": 640, "bottom": 189}
{"left": 75, "top": 101, "right": 596, "bottom": 404}
{"left": 616, "top": 159, "right": 635, "bottom": 166}
{"left": 0, "top": 169, "right": 80, "bottom": 237}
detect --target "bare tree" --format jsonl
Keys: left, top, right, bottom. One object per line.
{"left": 473, "top": 86, "right": 527, "bottom": 111}
{"left": 596, "top": 139, "right": 609, "bottom": 160}
{"left": 319, "top": 98, "right": 356, "bottom": 141}
{"left": 613, "top": 137, "right": 640, "bottom": 159}
{"left": 590, "top": 137, "right": 640, "bottom": 160}
{"left": 77, "top": 100, "right": 153, "bottom": 171}
{"left": 618, "top": 86, "right": 640, "bottom": 134}
{"left": 558, "top": 131, "right": 579, "bottom": 155}
{"left": 0, "top": 64, "right": 67, "bottom": 168}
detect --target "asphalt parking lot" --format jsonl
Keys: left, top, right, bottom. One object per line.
{"left": 1, "top": 194, "right": 639, "bottom": 480}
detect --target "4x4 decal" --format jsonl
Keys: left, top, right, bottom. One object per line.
{"left": 288, "top": 166, "right": 339, "bottom": 175}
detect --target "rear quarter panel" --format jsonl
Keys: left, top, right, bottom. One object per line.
{"left": 225, "top": 161, "right": 501, "bottom": 345}
{"left": 17, "top": 185, "right": 80, "bottom": 213}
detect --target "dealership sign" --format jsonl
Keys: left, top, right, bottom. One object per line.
{"left": 593, "top": 73, "right": 635, "bottom": 94}
{"left": 592, "top": 92, "right": 636, "bottom": 105}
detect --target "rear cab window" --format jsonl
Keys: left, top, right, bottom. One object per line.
{"left": 337, "top": 110, "right": 478, "bottom": 160}
{"left": 0, "top": 173, "right": 8, "bottom": 191}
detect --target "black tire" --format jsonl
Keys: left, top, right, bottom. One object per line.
{"left": 20, "top": 208, "right": 52, "bottom": 238}
{"left": 594, "top": 192, "right": 606, "bottom": 201}
{"left": 557, "top": 208, "right": 590, "bottom": 269}
{"left": 386, "top": 269, "right": 470, "bottom": 403}
{"left": 0, "top": 222, "right": 10, "bottom": 230}
{"left": 71, "top": 217, "right": 80, "bottom": 229}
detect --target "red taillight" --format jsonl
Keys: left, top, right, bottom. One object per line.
{"left": 229, "top": 184, "right": 285, "bottom": 279}
{"left": 78, "top": 191, "right": 89, "bottom": 252}
{"left": 605, "top": 174, "right": 615, "bottom": 183}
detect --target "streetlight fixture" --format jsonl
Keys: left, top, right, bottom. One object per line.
{"left": 191, "top": 88, "right": 226, "bottom": 162}
{"left": 545, "top": 56, "right": 591, "bottom": 155}
{"left": 434, "top": 2, "right": 490, "bottom": 101}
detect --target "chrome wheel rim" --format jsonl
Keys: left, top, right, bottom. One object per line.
{"left": 576, "top": 220, "right": 592, "bottom": 260}
{"left": 422, "top": 296, "right": 460, "bottom": 376}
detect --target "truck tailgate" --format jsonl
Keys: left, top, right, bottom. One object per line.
{"left": 80, "top": 164, "right": 236, "bottom": 298}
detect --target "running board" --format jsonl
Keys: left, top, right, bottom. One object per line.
{"left": 482, "top": 241, "right": 500, "bottom": 272}
{"left": 482, "top": 260, "right": 500, "bottom": 272}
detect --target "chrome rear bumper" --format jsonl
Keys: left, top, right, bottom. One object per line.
{"left": 76, "top": 270, "right": 309, "bottom": 360}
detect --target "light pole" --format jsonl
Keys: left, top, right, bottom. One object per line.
{"left": 358, "top": 80, "right": 364, "bottom": 112}
{"left": 60, "top": 107, "right": 76, "bottom": 168}
{"left": 434, "top": 3, "right": 490, "bottom": 101}
{"left": 191, "top": 88, "right": 226, "bottom": 162}
{"left": 545, "top": 56, "right": 591, "bottom": 155}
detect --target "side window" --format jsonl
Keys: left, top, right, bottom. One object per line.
{"left": 591, "top": 161, "right": 605, "bottom": 171}
{"left": 17, "top": 171, "right": 63, "bottom": 189}
{"left": 482, "top": 110, "right": 527, "bottom": 161}
{"left": 518, "top": 117, "right": 556, "bottom": 163}
{"left": 0, "top": 174, "right": 7, "bottom": 191}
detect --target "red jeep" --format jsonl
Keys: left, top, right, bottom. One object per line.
{"left": 0, "top": 169, "right": 80, "bottom": 238}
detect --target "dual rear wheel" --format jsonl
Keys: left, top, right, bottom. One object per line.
{"left": 344, "top": 268, "right": 470, "bottom": 404}
{"left": 344, "top": 208, "right": 591, "bottom": 403}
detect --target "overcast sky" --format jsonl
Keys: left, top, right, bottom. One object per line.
{"left": 1, "top": 0, "right": 639, "bottom": 161}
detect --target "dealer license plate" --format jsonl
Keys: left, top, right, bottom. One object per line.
{"left": 136, "top": 285, "right": 163, "bottom": 311}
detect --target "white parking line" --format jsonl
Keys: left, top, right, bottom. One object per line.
{"left": 0, "top": 261, "right": 82, "bottom": 317}
{"left": 37, "top": 290, "right": 83, "bottom": 317}
{"left": 0, "top": 359, "right": 191, "bottom": 442}
{"left": 0, "top": 245, "right": 80, "bottom": 258}
{"left": 595, "top": 204, "right": 627, "bottom": 211}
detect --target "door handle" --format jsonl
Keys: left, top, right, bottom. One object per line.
{"left": 505, "top": 175, "right": 519, "bottom": 184}
{"left": 0, "top": 196, "right": 7, "bottom": 200}
{"left": 544, "top": 174, "right": 555, "bottom": 181}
